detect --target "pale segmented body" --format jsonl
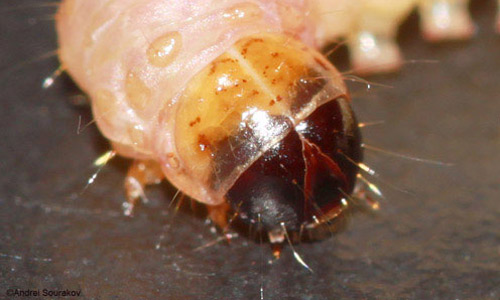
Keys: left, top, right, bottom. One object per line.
{"left": 56, "top": 0, "right": 488, "bottom": 231}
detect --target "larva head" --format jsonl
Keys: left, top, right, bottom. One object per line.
{"left": 173, "top": 34, "right": 362, "bottom": 234}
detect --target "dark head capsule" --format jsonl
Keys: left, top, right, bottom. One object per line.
{"left": 226, "top": 98, "right": 362, "bottom": 236}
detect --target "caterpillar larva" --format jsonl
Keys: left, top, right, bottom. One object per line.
{"left": 2, "top": 0, "right": 499, "bottom": 299}
{"left": 55, "top": 0, "right": 495, "bottom": 245}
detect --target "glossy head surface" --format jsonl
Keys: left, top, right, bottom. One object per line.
{"left": 226, "top": 99, "right": 362, "bottom": 232}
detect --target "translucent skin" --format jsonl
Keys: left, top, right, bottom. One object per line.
{"left": 56, "top": 0, "right": 479, "bottom": 207}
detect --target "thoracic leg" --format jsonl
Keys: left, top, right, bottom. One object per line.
{"left": 206, "top": 202, "right": 231, "bottom": 230}
{"left": 311, "top": 0, "right": 416, "bottom": 74}
{"left": 418, "top": 0, "right": 475, "bottom": 41}
{"left": 347, "top": 0, "right": 416, "bottom": 73}
{"left": 123, "top": 160, "right": 164, "bottom": 216}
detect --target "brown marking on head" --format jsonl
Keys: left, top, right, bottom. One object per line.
{"left": 209, "top": 63, "right": 217, "bottom": 75}
{"left": 189, "top": 116, "right": 201, "bottom": 127}
{"left": 197, "top": 134, "right": 212, "bottom": 153}
{"left": 209, "top": 58, "right": 237, "bottom": 75}
{"left": 215, "top": 87, "right": 228, "bottom": 95}
{"left": 242, "top": 38, "right": 264, "bottom": 49}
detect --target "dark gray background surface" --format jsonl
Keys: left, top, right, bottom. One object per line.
{"left": 0, "top": 0, "right": 498, "bottom": 299}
